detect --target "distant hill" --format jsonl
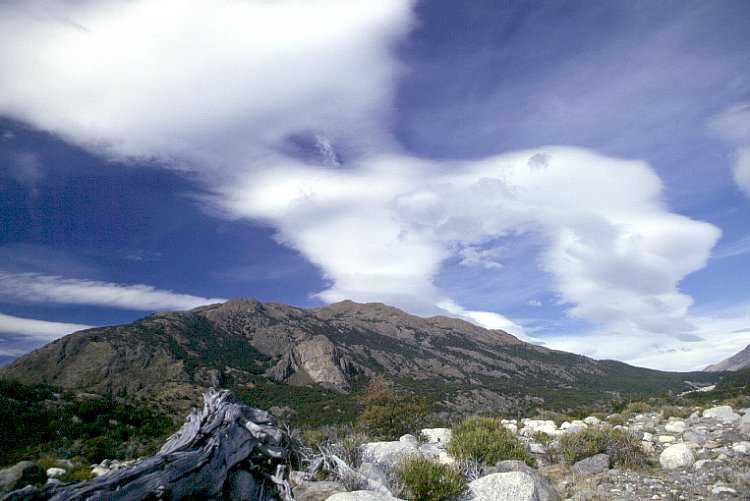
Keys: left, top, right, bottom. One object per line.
{"left": 705, "top": 343, "right": 750, "bottom": 372}
{"left": 0, "top": 299, "right": 719, "bottom": 422}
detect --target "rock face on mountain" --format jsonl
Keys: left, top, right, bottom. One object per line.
{"left": 0, "top": 299, "right": 718, "bottom": 415}
{"left": 705, "top": 344, "right": 750, "bottom": 372}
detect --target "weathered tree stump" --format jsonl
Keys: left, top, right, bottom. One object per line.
{"left": 4, "top": 389, "right": 294, "bottom": 500}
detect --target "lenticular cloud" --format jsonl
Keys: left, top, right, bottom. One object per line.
{"left": 0, "top": 0, "right": 726, "bottom": 363}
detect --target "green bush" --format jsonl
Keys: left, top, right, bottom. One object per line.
{"left": 447, "top": 417, "right": 534, "bottom": 466}
{"left": 357, "top": 377, "right": 428, "bottom": 440}
{"left": 557, "top": 428, "right": 646, "bottom": 469}
{"left": 622, "top": 401, "right": 651, "bottom": 416}
{"left": 392, "top": 456, "right": 467, "bottom": 501}
{"left": 338, "top": 432, "right": 369, "bottom": 469}
{"left": 606, "top": 413, "right": 626, "bottom": 426}
{"left": 300, "top": 429, "right": 327, "bottom": 449}
{"left": 0, "top": 379, "right": 175, "bottom": 467}
{"left": 532, "top": 431, "right": 552, "bottom": 446}
{"left": 660, "top": 405, "right": 691, "bottom": 419}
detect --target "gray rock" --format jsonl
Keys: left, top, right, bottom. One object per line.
{"left": 420, "top": 428, "right": 451, "bottom": 446}
{"left": 467, "top": 472, "right": 539, "bottom": 501}
{"left": 293, "top": 480, "right": 346, "bottom": 501}
{"left": 0, "top": 461, "right": 45, "bottom": 494}
{"left": 44, "top": 468, "right": 65, "bottom": 479}
{"left": 703, "top": 405, "right": 740, "bottom": 423}
{"left": 361, "top": 441, "right": 420, "bottom": 470}
{"left": 572, "top": 454, "right": 609, "bottom": 476}
{"left": 357, "top": 463, "right": 389, "bottom": 488}
{"left": 487, "top": 460, "right": 561, "bottom": 501}
{"left": 659, "top": 443, "right": 695, "bottom": 469}
{"left": 326, "top": 491, "right": 403, "bottom": 501}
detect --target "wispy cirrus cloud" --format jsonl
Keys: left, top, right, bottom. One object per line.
{"left": 0, "top": 272, "right": 225, "bottom": 311}
{"left": 0, "top": 312, "right": 92, "bottom": 357}
{"left": 0, "top": 312, "right": 91, "bottom": 340}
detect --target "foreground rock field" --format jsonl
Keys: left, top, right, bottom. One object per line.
{"left": 291, "top": 404, "right": 750, "bottom": 501}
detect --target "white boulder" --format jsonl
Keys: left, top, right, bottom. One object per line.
{"left": 659, "top": 443, "right": 695, "bottom": 469}
{"left": 664, "top": 421, "right": 686, "bottom": 434}
{"left": 702, "top": 405, "right": 740, "bottom": 423}
{"left": 326, "top": 491, "right": 403, "bottom": 501}
{"left": 582, "top": 416, "right": 601, "bottom": 426}
{"left": 420, "top": 428, "right": 452, "bottom": 446}
{"left": 466, "top": 471, "right": 538, "bottom": 501}
{"left": 45, "top": 468, "right": 65, "bottom": 479}
{"left": 361, "top": 441, "right": 419, "bottom": 470}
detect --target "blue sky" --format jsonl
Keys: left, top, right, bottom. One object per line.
{"left": 1, "top": 0, "right": 749, "bottom": 370}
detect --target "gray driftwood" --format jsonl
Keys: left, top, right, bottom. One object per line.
{"left": 4, "top": 389, "right": 294, "bottom": 500}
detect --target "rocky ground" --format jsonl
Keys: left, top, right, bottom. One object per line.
{"left": 291, "top": 404, "right": 750, "bottom": 501}
{"left": 3, "top": 402, "right": 749, "bottom": 500}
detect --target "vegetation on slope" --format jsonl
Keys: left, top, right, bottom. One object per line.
{"left": 0, "top": 379, "right": 175, "bottom": 467}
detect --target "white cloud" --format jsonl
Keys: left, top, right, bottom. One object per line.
{"left": 734, "top": 148, "right": 750, "bottom": 198}
{"left": 0, "top": 312, "right": 91, "bottom": 340}
{"left": 0, "top": 0, "right": 737, "bottom": 370}
{"left": 526, "top": 299, "right": 542, "bottom": 307}
{"left": 708, "top": 103, "right": 750, "bottom": 198}
{"left": 0, "top": 0, "right": 412, "bottom": 166}
{"left": 221, "top": 147, "right": 720, "bottom": 348}
{"left": 546, "top": 305, "right": 750, "bottom": 371}
{"left": 0, "top": 272, "right": 225, "bottom": 311}
{"left": 709, "top": 102, "right": 750, "bottom": 144}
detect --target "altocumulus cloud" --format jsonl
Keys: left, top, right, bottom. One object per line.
{"left": 0, "top": 272, "right": 226, "bottom": 311}
{"left": 0, "top": 0, "right": 739, "bottom": 368}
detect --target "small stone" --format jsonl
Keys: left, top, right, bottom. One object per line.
{"left": 45, "top": 468, "right": 65, "bottom": 479}
{"left": 711, "top": 485, "right": 737, "bottom": 495}
{"left": 642, "top": 432, "right": 654, "bottom": 442}
{"left": 731, "top": 441, "right": 750, "bottom": 454}
{"left": 657, "top": 435, "right": 676, "bottom": 443}
{"left": 583, "top": 416, "right": 601, "bottom": 426}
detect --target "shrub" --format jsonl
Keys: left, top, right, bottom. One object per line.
{"left": 59, "top": 464, "right": 94, "bottom": 483}
{"left": 338, "top": 432, "right": 369, "bottom": 468}
{"left": 557, "top": 428, "right": 646, "bottom": 469}
{"left": 622, "top": 401, "right": 651, "bottom": 416}
{"left": 606, "top": 414, "right": 626, "bottom": 426}
{"left": 532, "top": 431, "right": 552, "bottom": 446}
{"left": 660, "top": 405, "right": 691, "bottom": 419}
{"left": 392, "top": 456, "right": 467, "bottom": 501}
{"left": 447, "top": 417, "right": 534, "bottom": 466}
{"left": 300, "top": 429, "right": 327, "bottom": 449}
{"left": 357, "top": 377, "right": 428, "bottom": 440}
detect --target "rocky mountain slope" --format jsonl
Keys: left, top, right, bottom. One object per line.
{"left": 0, "top": 299, "right": 719, "bottom": 417}
{"left": 705, "top": 343, "right": 750, "bottom": 372}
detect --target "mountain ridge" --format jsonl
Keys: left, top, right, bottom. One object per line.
{"left": 0, "top": 298, "right": 720, "bottom": 419}
{"left": 705, "top": 343, "right": 750, "bottom": 372}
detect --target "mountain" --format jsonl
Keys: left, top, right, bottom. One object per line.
{"left": 704, "top": 343, "right": 750, "bottom": 372}
{"left": 0, "top": 299, "right": 719, "bottom": 421}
